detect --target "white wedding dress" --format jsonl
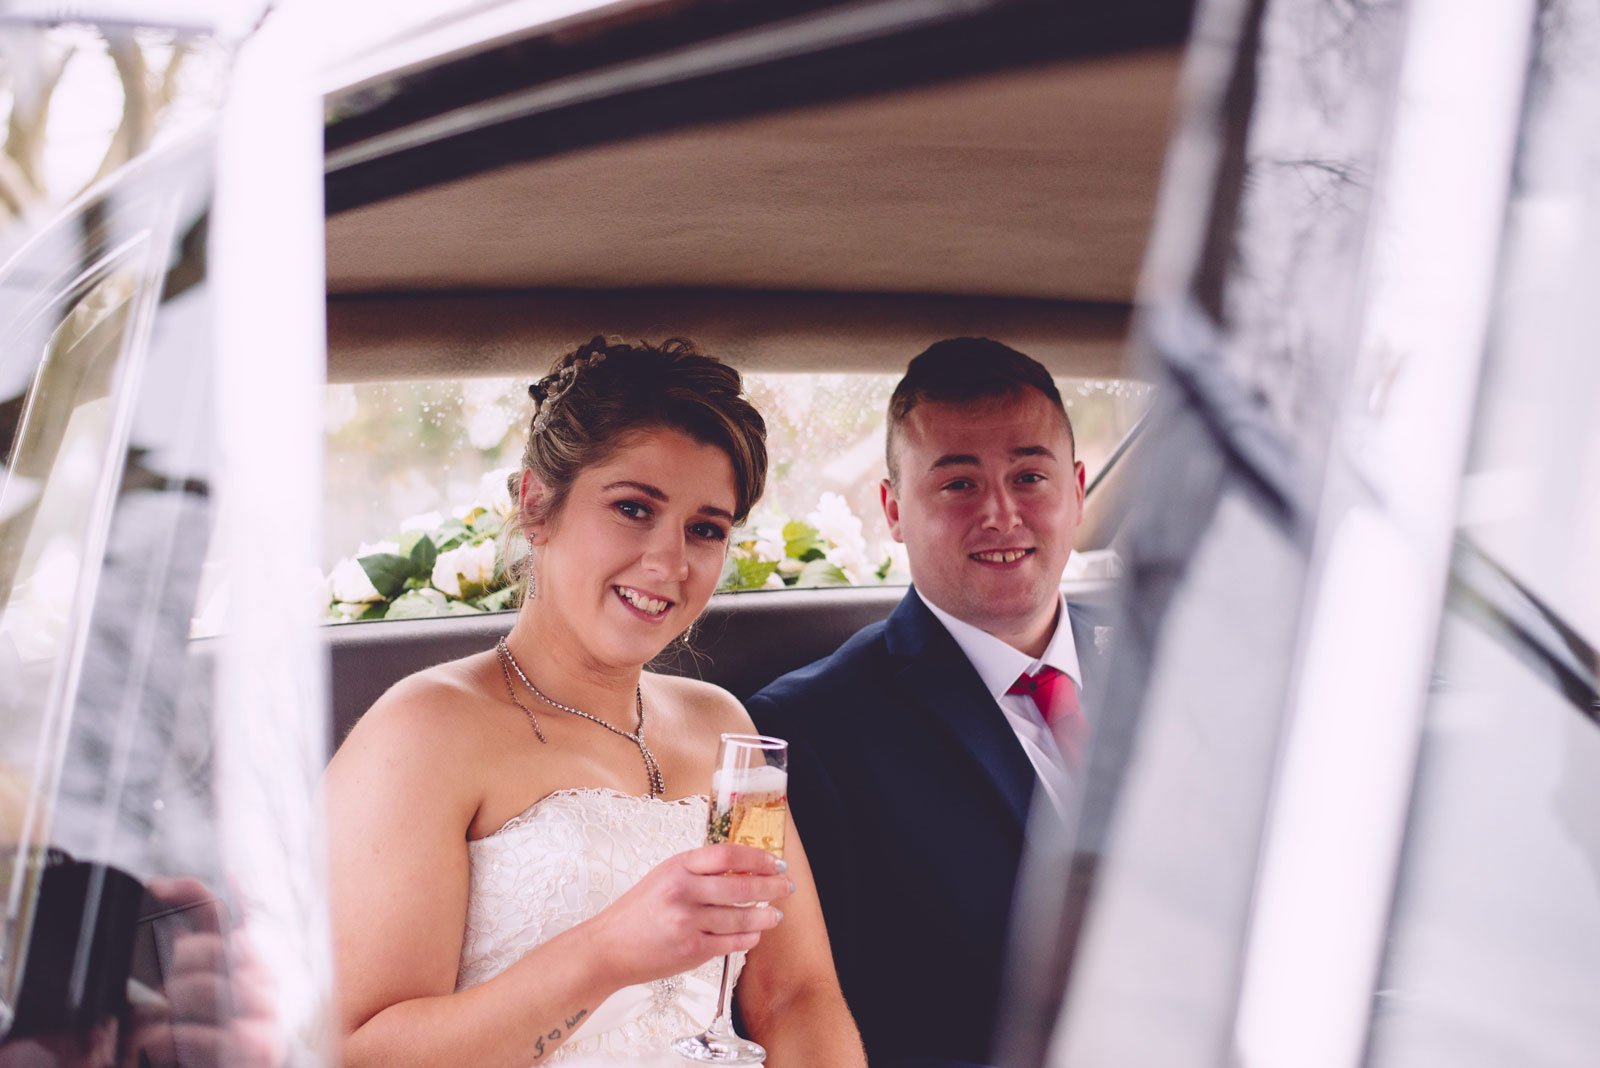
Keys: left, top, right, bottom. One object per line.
{"left": 456, "top": 787, "right": 751, "bottom": 1066}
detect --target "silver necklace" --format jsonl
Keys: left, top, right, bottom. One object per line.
{"left": 495, "top": 642, "right": 548, "bottom": 743}
{"left": 495, "top": 637, "right": 665, "bottom": 797}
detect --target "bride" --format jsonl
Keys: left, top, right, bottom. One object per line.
{"left": 325, "top": 338, "right": 866, "bottom": 1067}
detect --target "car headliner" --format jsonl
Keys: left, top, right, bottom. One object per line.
{"left": 323, "top": 45, "right": 1182, "bottom": 380}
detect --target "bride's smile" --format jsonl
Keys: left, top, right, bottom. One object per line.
{"left": 527, "top": 427, "right": 737, "bottom": 669}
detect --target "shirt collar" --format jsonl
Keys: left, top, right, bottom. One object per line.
{"left": 920, "top": 591, "right": 1083, "bottom": 701}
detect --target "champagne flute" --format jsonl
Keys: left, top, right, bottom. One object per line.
{"left": 672, "top": 733, "right": 788, "bottom": 1064}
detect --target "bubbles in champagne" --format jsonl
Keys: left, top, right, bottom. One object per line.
{"left": 708, "top": 764, "right": 788, "bottom": 857}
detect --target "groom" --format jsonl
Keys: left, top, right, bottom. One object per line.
{"left": 747, "top": 338, "right": 1105, "bottom": 1068}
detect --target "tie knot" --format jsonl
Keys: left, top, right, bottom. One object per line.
{"left": 1007, "top": 665, "right": 1065, "bottom": 697}
{"left": 1006, "top": 667, "right": 1085, "bottom": 764}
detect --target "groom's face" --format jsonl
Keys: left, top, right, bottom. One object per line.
{"left": 882, "top": 389, "right": 1084, "bottom": 658}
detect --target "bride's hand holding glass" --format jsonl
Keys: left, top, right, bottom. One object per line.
{"left": 675, "top": 732, "right": 789, "bottom": 1064}
{"left": 581, "top": 843, "right": 792, "bottom": 990}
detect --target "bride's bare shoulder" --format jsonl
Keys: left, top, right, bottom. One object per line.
{"left": 647, "top": 673, "right": 755, "bottom": 735}
{"left": 330, "top": 654, "right": 507, "bottom": 777}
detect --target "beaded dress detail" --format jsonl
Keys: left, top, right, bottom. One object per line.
{"left": 458, "top": 788, "right": 748, "bottom": 1066}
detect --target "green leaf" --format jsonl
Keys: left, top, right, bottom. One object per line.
{"left": 457, "top": 577, "right": 492, "bottom": 602}
{"left": 734, "top": 557, "right": 779, "bottom": 590}
{"left": 782, "top": 520, "right": 822, "bottom": 560}
{"left": 358, "top": 601, "right": 388, "bottom": 621}
{"left": 384, "top": 589, "right": 445, "bottom": 619}
{"left": 409, "top": 534, "right": 438, "bottom": 574}
{"left": 358, "top": 553, "right": 416, "bottom": 598}
{"left": 717, "top": 553, "right": 742, "bottom": 591}
{"left": 396, "top": 530, "right": 426, "bottom": 557}
{"left": 431, "top": 519, "right": 471, "bottom": 549}
{"left": 718, "top": 551, "right": 784, "bottom": 591}
{"left": 386, "top": 588, "right": 484, "bottom": 620}
{"left": 799, "top": 547, "right": 826, "bottom": 563}
{"left": 474, "top": 586, "right": 518, "bottom": 613}
{"left": 795, "top": 559, "right": 850, "bottom": 588}
{"left": 469, "top": 510, "right": 508, "bottom": 538}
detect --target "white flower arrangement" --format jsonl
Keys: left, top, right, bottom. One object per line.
{"left": 328, "top": 481, "right": 908, "bottom": 622}
{"left": 431, "top": 539, "right": 499, "bottom": 599}
{"left": 721, "top": 493, "right": 906, "bottom": 592}
{"left": 325, "top": 471, "right": 519, "bottom": 622}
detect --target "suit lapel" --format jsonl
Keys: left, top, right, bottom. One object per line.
{"left": 885, "top": 590, "right": 1034, "bottom": 829}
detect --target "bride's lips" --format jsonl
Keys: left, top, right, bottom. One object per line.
{"left": 613, "top": 584, "right": 674, "bottom": 620}
{"left": 968, "top": 547, "right": 1035, "bottom": 567}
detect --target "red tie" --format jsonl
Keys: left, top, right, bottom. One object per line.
{"left": 1008, "top": 666, "right": 1088, "bottom": 767}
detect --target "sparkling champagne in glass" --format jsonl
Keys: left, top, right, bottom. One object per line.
{"left": 672, "top": 733, "right": 788, "bottom": 1064}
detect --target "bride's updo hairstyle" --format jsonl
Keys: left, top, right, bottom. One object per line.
{"left": 507, "top": 336, "right": 767, "bottom": 593}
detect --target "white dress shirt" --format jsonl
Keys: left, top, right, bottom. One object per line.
{"left": 921, "top": 593, "right": 1082, "bottom": 817}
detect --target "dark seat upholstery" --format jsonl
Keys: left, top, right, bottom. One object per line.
{"left": 323, "top": 585, "right": 905, "bottom": 751}
{"left": 323, "top": 580, "right": 1116, "bottom": 753}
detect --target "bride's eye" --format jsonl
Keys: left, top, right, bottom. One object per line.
{"left": 616, "top": 500, "right": 651, "bottom": 520}
{"left": 689, "top": 521, "right": 728, "bottom": 542}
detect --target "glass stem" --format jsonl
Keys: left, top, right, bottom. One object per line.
{"left": 709, "top": 953, "right": 735, "bottom": 1034}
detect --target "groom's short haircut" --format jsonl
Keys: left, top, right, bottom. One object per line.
{"left": 885, "top": 337, "right": 1073, "bottom": 487}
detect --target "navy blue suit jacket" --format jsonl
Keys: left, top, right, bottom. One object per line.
{"left": 746, "top": 588, "right": 1106, "bottom": 1068}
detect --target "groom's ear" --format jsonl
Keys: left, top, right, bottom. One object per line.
{"left": 881, "top": 477, "right": 905, "bottom": 543}
{"left": 519, "top": 470, "right": 551, "bottom": 546}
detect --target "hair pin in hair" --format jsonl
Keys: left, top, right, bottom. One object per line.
{"left": 531, "top": 350, "right": 607, "bottom": 433}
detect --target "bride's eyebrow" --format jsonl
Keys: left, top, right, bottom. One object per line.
{"left": 602, "top": 479, "right": 667, "bottom": 501}
{"left": 602, "top": 480, "right": 733, "bottom": 521}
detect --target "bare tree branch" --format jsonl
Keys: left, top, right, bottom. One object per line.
{"left": 0, "top": 151, "right": 39, "bottom": 220}
{"left": 0, "top": 29, "right": 206, "bottom": 238}
{"left": 158, "top": 40, "right": 192, "bottom": 112}
{"left": 89, "top": 32, "right": 155, "bottom": 190}
{"left": 2, "top": 29, "right": 74, "bottom": 209}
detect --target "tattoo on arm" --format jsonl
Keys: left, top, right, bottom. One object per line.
{"left": 530, "top": 1008, "right": 589, "bottom": 1062}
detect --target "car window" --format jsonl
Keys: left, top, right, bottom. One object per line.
{"left": 0, "top": 197, "right": 170, "bottom": 1028}
{"left": 320, "top": 371, "right": 1151, "bottom": 622}
{"left": 1363, "top": 9, "right": 1600, "bottom": 1058}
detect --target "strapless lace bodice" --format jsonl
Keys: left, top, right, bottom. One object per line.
{"left": 458, "top": 788, "right": 748, "bottom": 1066}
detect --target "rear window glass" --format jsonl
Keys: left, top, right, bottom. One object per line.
{"left": 321, "top": 373, "right": 1151, "bottom": 622}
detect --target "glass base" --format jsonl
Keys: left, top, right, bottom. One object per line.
{"left": 671, "top": 1030, "right": 767, "bottom": 1064}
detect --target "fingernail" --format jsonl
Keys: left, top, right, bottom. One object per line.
{"left": 787, "top": 880, "right": 797, "bottom": 894}
{"left": 772, "top": 908, "right": 784, "bottom": 921}
{"left": 774, "top": 859, "right": 788, "bottom": 873}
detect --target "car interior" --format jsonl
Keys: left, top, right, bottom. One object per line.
{"left": 0, "top": 2, "right": 1198, "bottom": 1048}
{"left": 12, "top": 2, "right": 1600, "bottom": 1061}
{"left": 318, "top": 0, "right": 1189, "bottom": 747}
